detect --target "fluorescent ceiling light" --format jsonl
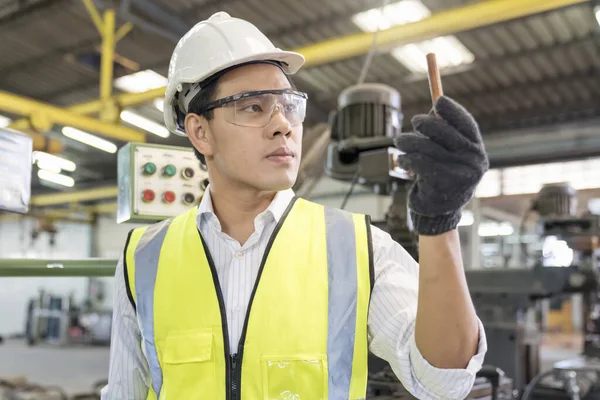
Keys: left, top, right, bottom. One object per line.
{"left": 353, "top": 0, "right": 430, "bottom": 29}
{"left": 62, "top": 126, "right": 117, "bottom": 154}
{"left": 154, "top": 98, "right": 164, "bottom": 112}
{"left": 32, "top": 151, "right": 76, "bottom": 172}
{"left": 352, "top": 0, "right": 475, "bottom": 73}
{"left": 115, "top": 69, "right": 168, "bottom": 93}
{"left": 120, "top": 110, "right": 169, "bottom": 138}
{"left": 0, "top": 115, "right": 11, "bottom": 128}
{"left": 391, "top": 37, "right": 475, "bottom": 73}
{"left": 36, "top": 160, "right": 62, "bottom": 174}
{"left": 596, "top": 6, "right": 600, "bottom": 26}
{"left": 38, "top": 170, "right": 75, "bottom": 188}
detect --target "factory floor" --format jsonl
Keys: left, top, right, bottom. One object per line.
{"left": 541, "top": 331, "right": 584, "bottom": 368}
{"left": 0, "top": 333, "right": 586, "bottom": 395}
{"left": 0, "top": 339, "right": 109, "bottom": 395}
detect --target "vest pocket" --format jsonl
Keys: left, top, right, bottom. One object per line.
{"left": 162, "top": 330, "right": 216, "bottom": 399}
{"left": 261, "top": 354, "right": 328, "bottom": 400}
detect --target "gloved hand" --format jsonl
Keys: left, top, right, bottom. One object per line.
{"left": 394, "top": 96, "right": 489, "bottom": 236}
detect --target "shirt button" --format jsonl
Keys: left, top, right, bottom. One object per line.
{"left": 235, "top": 251, "right": 243, "bottom": 258}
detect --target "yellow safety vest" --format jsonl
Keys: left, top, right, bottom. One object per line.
{"left": 124, "top": 197, "right": 373, "bottom": 400}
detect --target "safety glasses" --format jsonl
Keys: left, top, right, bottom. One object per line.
{"left": 198, "top": 89, "right": 308, "bottom": 128}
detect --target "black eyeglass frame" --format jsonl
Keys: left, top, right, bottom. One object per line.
{"left": 196, "top": 89, "right": 309, "bottom": 114}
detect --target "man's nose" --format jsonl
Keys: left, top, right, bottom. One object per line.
{"left": 266, "top": 104, "right": 292, "bottom": 138}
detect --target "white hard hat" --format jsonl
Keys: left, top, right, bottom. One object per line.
{"left": 164, "top": 11, "right": 305, "bottom": 136}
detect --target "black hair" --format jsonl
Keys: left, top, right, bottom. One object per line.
{"left": 186, "top": 71, "right": 297, "bottom": 164}
{"left": 187, "top": 79, "right": 220, "bottom": 164}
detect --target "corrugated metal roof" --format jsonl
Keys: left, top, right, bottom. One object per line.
{"left": 0, "top": 0, "right": 598, "bottom": 191}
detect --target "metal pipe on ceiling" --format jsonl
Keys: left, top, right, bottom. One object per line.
{"left": 0, "top": 258, "right": 117, "bottom": 277}
{"left": 29, "top": 132, "right": 64, "bottom": 153}
{"left": 1, "top": 0, "right": 586, "bottom": 156}
{"left": 7, "top": 88, "right": 166, "bottom": 133}
{"left": 100, "top": 9, "right": 116, "bottom": 104}
{"left": 4, "top": 0, "right": 587, "bottom": 135}
{"left": 0, "top": 91, "right": 145, "bottom": 143}
{"left": 30, "top": 186, "right": 119, "bottom": 207}
{"left": 6, "top": 2, "right": 135, "bottom": 149}
{"left": 296, "top": 0, "right": 589, "bottom": 67}
{"left": 119, "top": 0, "right": 184, "bottom": 44}
{"left": 0, "top": 202, "right": 117, "bottom": 223}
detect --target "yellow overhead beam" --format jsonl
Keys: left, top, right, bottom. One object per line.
{"left": 100, "top": 10, "right": 116, "bottom": 102}
{"left": 0, "top": 213, "right": 92, "bottom": 224}
{"left": 0, "top": 91, "right": 145, "bottom": 142}
{"left": 35, "top": 202, "right": 117, "bottom": 218}
{"left": 4, "top": 3, "right": 135, "bottom": 150}
{"left": 0, "top": 202, "right": 118, "bottom": 223}
{"left": 88, "top": 202, "right": 118, "bottom": 214}
{"left": 0, "top": 0, "right": 585, "bottom": 156}
{"left": 30, "top": 132, "right": 64, "bottom": 153}
{"left": 115, "top": 22, "right": 134, "bottom": 43}
{"left": 296, "top": 0, "right": 588, "bottom": 67}
{"left": 82, "top": 0, "right": 104, "bottom": 35}
{"left": 43, "top": 0, "right": 583, "bottom": 113}
{"left": 30, "top": 186, "right": 119, "bottom": 207}
{"left": 71, "top": 87, "right": 167, "bottom": 116}
{"left": 8, "top": 88, "right": 165, "bottom": 133}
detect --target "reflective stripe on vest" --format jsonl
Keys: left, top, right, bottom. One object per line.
{"left": 125, "top": 197, "right": 373, "bottom": 399}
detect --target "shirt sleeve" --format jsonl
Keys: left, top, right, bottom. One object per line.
{"left": 367, "top": 225, "right": 487, "bottom": 400}
{"left": 100, "top": 257, "right": 151, "bottom": 400}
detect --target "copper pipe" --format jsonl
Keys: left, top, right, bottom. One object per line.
{"left": 426, "top": 53, "right": 443, "bottom": 105}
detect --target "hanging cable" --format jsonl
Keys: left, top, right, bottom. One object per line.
{"left": 340, "top": 170, "right": 360, "bottom": 210}
{"left": 521, "top": 368, "right": 599, "bottom": 400}
{"left": 343, "top": 0, "right": 388, "bottom": 209}
{"left": 357, "top": 0, "right": 389, "bottom": 84}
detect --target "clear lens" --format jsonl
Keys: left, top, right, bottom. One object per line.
{"left": 222, "top": 92, "right": 306, "bottom": 128}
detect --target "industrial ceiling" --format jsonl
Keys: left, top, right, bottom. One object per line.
{"left": 0, "top": 0, "right": 598, "bottom": 198}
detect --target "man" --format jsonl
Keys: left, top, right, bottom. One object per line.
{"left": 102, "top": 11, "right": 488, "bottom": 400}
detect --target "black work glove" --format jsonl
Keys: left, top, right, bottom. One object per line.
{"left": 394, "top": 96, "right": 489, "bottom": 236}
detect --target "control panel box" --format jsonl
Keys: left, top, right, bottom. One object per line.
{"left": 117, "top": 143, "right": 209, "bottom": 224}
{"left": 0, "top": 128, "right": 32, "bottom": 214}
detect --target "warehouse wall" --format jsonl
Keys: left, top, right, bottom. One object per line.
{"left": 0, "top": 215, "right": 145, "bottom": 336}
{"left": 0, "top": 218, "right": 91, "bottom": 336}
{"left": 95, "top": 216, "right": 144, "bottom": 259}
{"left": 93, "top": 216, "right": 145, "bottom": 308}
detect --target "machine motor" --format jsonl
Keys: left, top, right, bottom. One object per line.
{"left": 326, "top": 83, "right": 405, "bottom": 186}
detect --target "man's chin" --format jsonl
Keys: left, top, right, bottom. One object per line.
{"left": 256, "top": 177, "right": 297, "bottom": 193}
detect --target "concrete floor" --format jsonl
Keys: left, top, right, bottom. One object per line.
{"left": 0, "top": 339, "right": 109, "bottom": 395}
{"left": 0, "top": 335, "right": 585, "bottom": 395}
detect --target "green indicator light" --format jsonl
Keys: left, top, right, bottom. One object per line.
{"left": 163, "top": 164, "right": 176, "bottom": 177}
{"left": 143, "top": 162, "right": 156, "bottom": 175}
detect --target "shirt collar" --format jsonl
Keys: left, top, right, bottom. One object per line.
{"left": 197, "top": 184, "right": 295, "bottom": 224}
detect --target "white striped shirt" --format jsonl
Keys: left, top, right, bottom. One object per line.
{"left": 101, "top": 188, "right": 487, "bottom": 400}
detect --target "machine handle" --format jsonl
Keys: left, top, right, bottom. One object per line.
{"left": 476, "top": 364, "right": 504, "bottom": 400}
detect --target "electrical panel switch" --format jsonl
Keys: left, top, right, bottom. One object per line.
{"left": 117, "top": 143, "right": 209, "bottom": 223}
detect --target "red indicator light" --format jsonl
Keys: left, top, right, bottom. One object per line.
{"left": 163, "top": 191, "right": 176, "bottom": 203}
{"left": 142, "top": 189, "right": 155, "bottom": 202}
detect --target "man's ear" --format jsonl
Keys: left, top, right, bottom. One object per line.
{"left": 185, "top": 113, "right": 214, "bottom": 159}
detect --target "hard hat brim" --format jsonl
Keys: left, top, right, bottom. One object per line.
{"left": 166, "top": 50, "right": 305, "bottom": 136}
